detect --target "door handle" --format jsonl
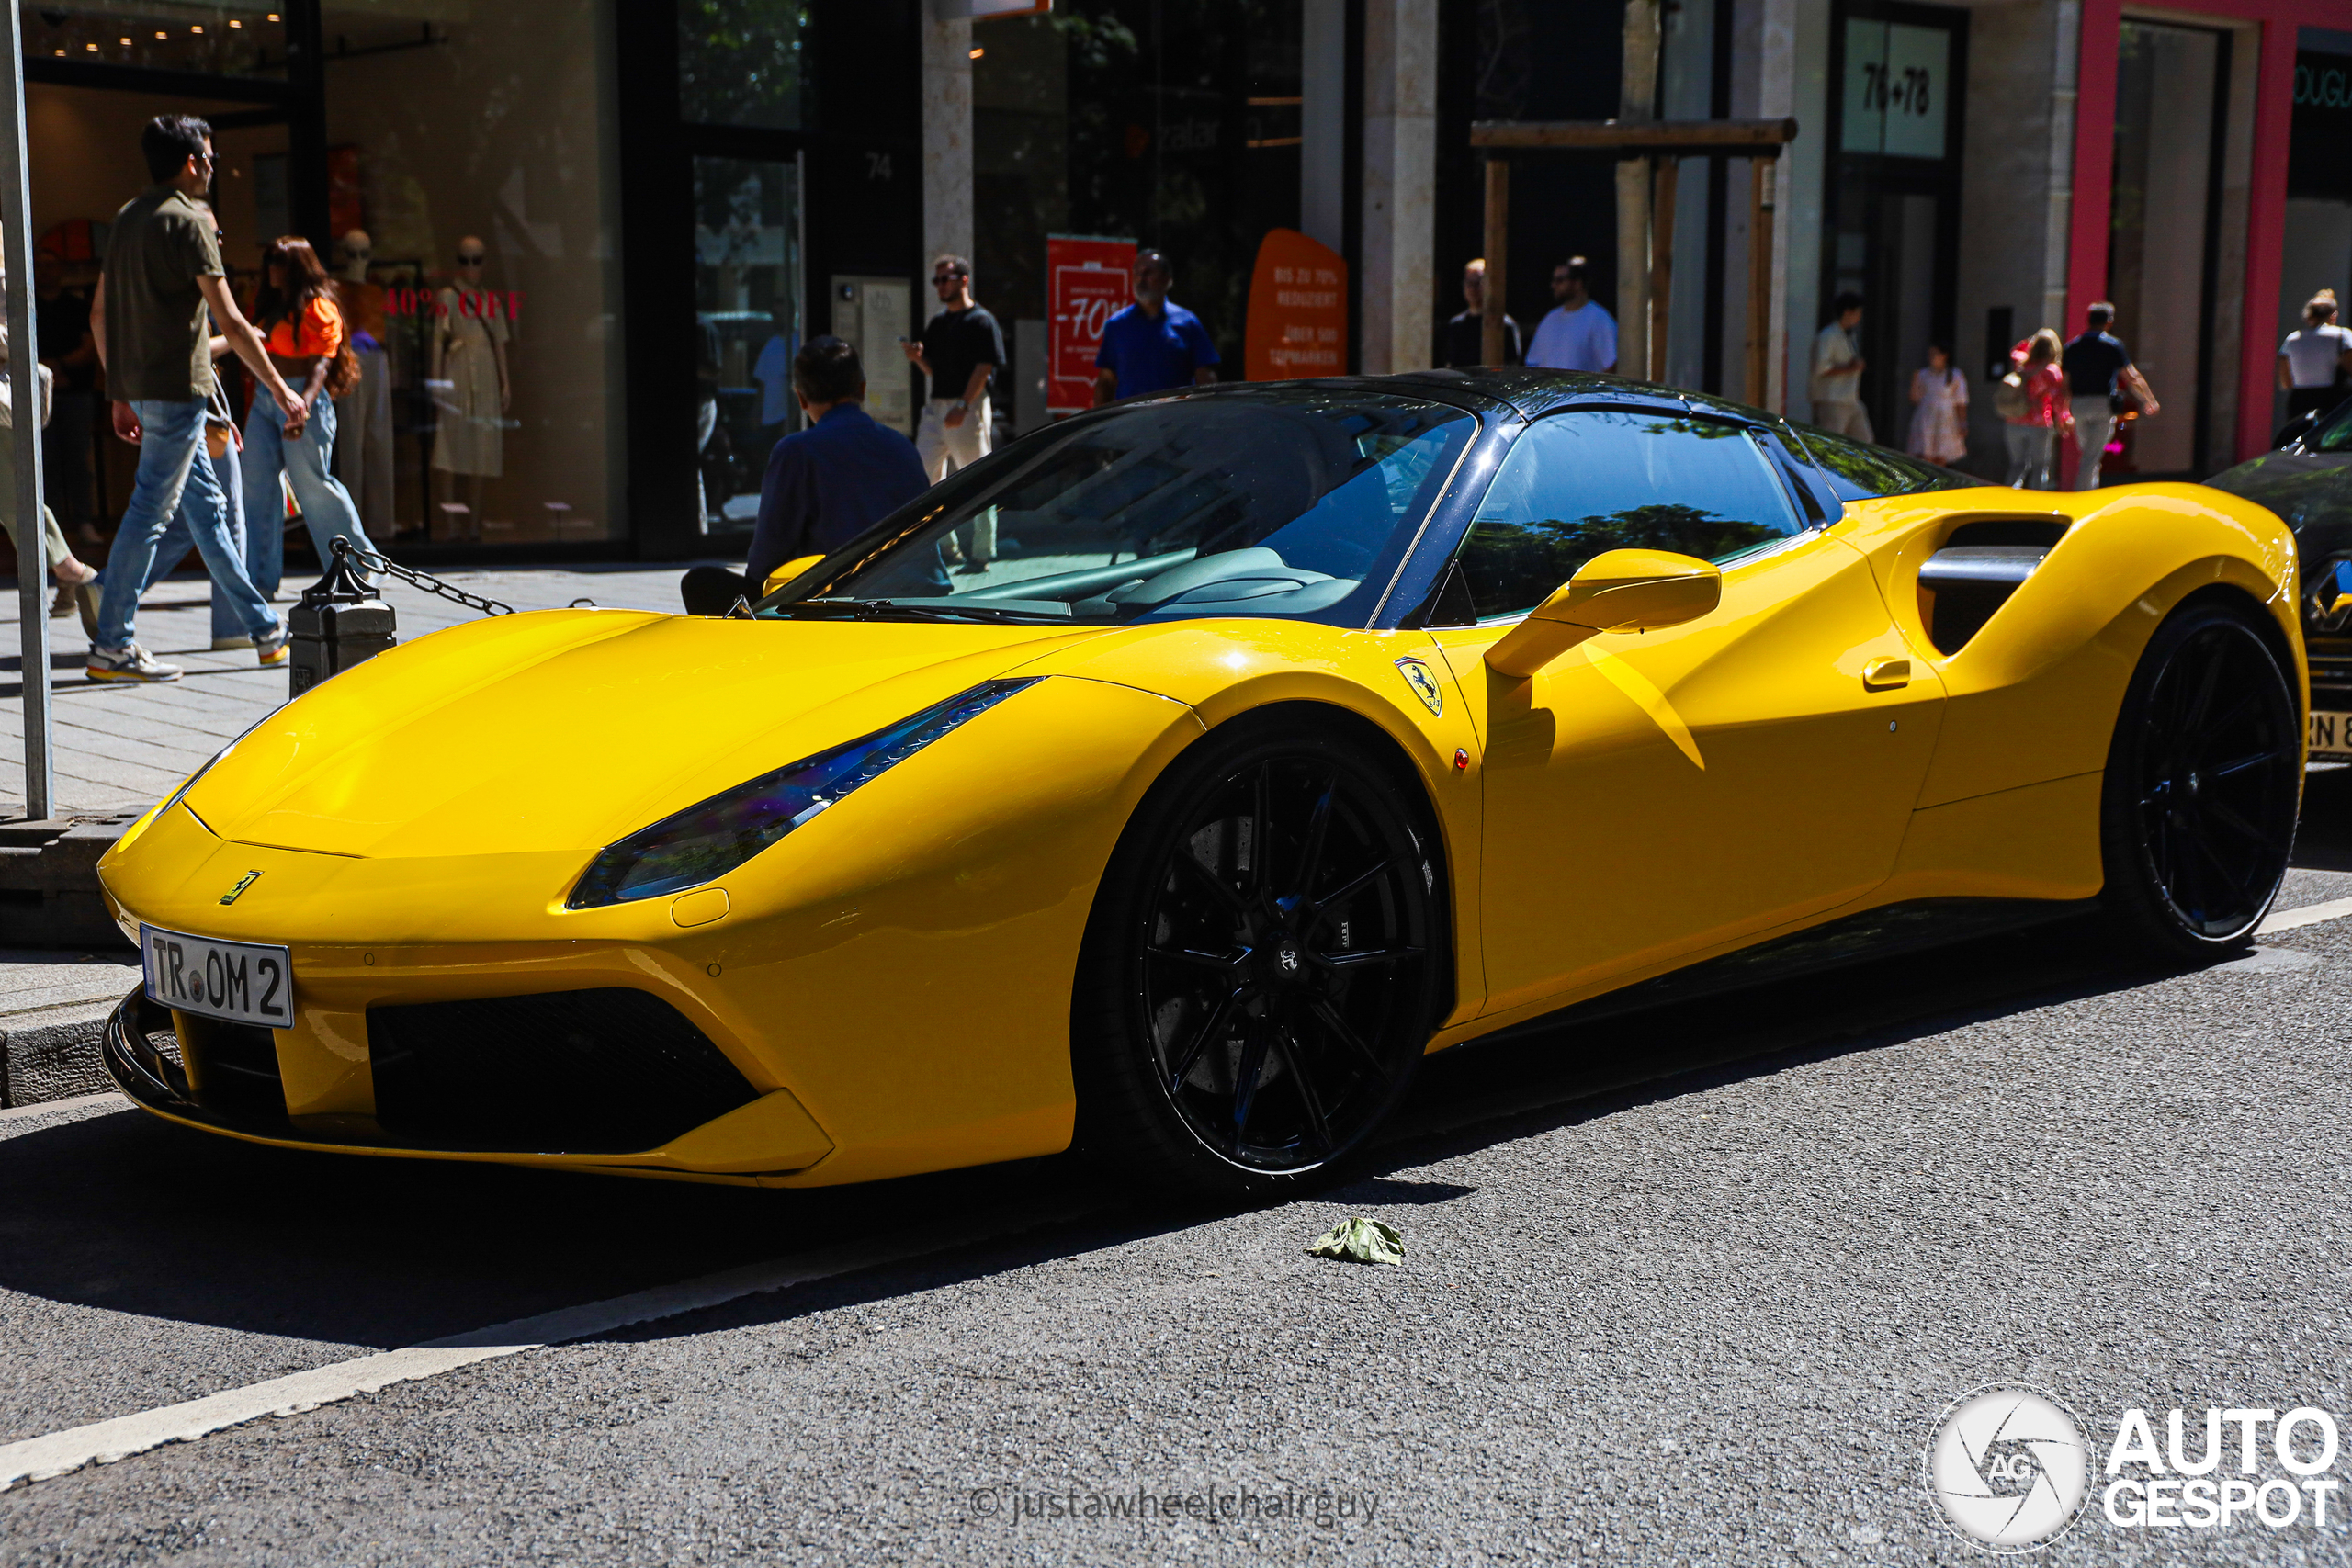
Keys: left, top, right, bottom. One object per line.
{"left": 1862, "top": 657, "right": 1911, "bottom": 691}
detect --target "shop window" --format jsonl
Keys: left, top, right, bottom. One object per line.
{"left": 312, "top": 0, "right": 625, "bottom": 547}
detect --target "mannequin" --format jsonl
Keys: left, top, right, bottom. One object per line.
{"left": 428, "top": 234, "right": 511, "bottom": 539}
{"left": 331, "top": 228, "right": 395, "bottom": 539}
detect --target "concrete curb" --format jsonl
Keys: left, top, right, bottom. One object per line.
{"left": 0, "top": 817, "right": 138, "bottom": 951}
{"left": 0, "top": 998, "right": 118, "bottom": 1109}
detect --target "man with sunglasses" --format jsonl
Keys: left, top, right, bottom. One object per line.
{"left": 85, "top": 114, "right": 307, "bottom": 682}
{"left": 904, "top": 254, "right": 1004, "bottom": 570}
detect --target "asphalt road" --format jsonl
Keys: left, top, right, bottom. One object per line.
{"left": 7, "top": 777, "right": 2352, "bottom": 1563}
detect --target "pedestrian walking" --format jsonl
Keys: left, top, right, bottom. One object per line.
{"left": 1996, "top": 330, "right": 2070, "bottom": 491}
{"left": 2063, "top": 302, "right": 2158, "bottom": 491}
{"left": 1906, "top": 344, "right": 1969, "bottom": 466}
{"left": 679, "top": 336, "right": 928, "bottom": 616}
{"left": 2278, "top": 288, "right": 2352, "bottom": 427}
{"left": 241, "top": 235, "right": 375, "bottom": 597}
{"left": 1524, "top": 256, "right": 1616, "bottom": 372}
{"left": 1809, "top": 292, "right": 1871, "bottom": 441}
{"left": 139, "top": 304, "right": 257, "bottom": 649}
{"left": 1094, "top": 250, "right": 1220, "bottom": 405}
{"left": 1439, "top": 258, "right": 1522, "bottom": 367}
{"left": 906, "top": 254, "right": 1005, "bottom": 571}
{"left": 85, "top": 114, "right": 305, "bottom": 683}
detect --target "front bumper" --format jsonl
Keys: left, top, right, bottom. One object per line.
{"left": 99, "top": 983, "right": 838, "bottom": 1185}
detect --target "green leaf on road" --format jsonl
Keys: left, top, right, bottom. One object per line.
{"left": 1305, "top": 1216, "right": 1404, "bottom": 1265}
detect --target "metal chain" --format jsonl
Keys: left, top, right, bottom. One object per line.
{"left": 332, "top": 538, "right": 517, "bottom": 617}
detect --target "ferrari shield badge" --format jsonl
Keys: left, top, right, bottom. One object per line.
{"left": 1395, "top": 656, "right": 1443, "bottom": 716}
{"left": 220, "top": 869, "right": 264, "bottom": 906}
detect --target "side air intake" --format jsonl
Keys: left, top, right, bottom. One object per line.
{"left": 1918, "top": 519, "right": 2069, "bottom": 654}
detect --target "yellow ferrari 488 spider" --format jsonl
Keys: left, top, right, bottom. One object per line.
{"left": 97, "top": 371, "right": 2305, "bottom": 1194}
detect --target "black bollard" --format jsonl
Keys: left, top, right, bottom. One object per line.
{"left": 288, "top": 540, "right": 396, "bottom": 696}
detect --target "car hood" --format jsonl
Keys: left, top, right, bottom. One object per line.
{"left": 183, "top": 609, "right": 1114, "bottom": 860}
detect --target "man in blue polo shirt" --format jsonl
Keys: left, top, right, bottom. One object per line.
{"left": 678, "top": 335, "right": 928, "bottom": 615}
{"left": 1093, "top": 249, "right": 1220, "bottom": 404}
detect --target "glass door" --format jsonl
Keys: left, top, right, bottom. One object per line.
{"left": 2107, "top": 19, "right": 2230, "bottom": 479}
{"left": 1823, "top": 0, "right": 1966, "bottom": 446}
{"left": 693, "top": 154, "right": 804, "bottom": 536}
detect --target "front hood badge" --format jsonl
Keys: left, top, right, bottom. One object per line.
{"left": 220, "top": 869, "right": 264, "bottom": 906}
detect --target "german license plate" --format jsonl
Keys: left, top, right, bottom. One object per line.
{"left": 141, "top": 925, "right": 294, "bottom": 1029}
{"left": 2312, "top": 711, "right": 2352, "bottom": 761}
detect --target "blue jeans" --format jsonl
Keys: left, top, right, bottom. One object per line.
{"left": 243, "top": 392, "right": 373, "bottom": 597}
{"left": 141, "top": 443, "right": 253, "bottom": 642}
{"left": 96, "top": 399, "right": 277, "bottom": 650}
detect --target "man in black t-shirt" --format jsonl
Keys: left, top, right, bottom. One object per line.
{"left": 905, "top": 254, "right": 1005, "bottom": 568}
{"left": 2062, "top": 302, "right": 2159, "bottom": 489}
{"left": 1438, "top": 258, "right": 1521, "bottom": 367}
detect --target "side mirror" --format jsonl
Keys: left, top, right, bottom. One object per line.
{"left": 1484, "top": 548, "right": 1723, "bottom": 677}
{"left": 762, "top": 554, "right": 827, "bottom": 598}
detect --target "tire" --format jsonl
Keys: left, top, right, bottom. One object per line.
{"left": 1071, "top": 718, "right": 1447, "bottom": 1197}
{"left": 2099, "top": 597, "right": 2301, "bottom": 961}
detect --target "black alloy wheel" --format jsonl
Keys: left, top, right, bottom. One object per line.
{"left": 1074, "top": 723, "right": 1443, "bottom": 1194}
{"left": 2101, "top": 599, "right": 2301, "bottom": 959}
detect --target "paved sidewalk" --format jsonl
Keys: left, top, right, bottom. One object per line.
{"left": 1, "top": 564, "right": 688, "bottom": 818}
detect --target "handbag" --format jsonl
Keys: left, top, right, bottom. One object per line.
{"left": 1993, "top": 372, "right": 2030, "bottom": 422}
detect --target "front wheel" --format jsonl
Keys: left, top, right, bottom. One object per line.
{"left": 1072, "top": 722, "right": 1446, "bottom": 1196}
{"left": 2099, "top": 599, "right": 2301, "bottom": 960}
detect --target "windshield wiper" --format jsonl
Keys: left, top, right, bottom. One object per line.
{"left": 771, "top": 598, "right": 1072, "bottom": 625}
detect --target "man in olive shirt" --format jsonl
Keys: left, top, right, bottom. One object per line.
{"left": 85, "top": 114, "right": 307, "bottom": 682}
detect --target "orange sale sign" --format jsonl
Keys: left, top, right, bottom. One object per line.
{"left": 1245, "top": 229, "right": 1348, "bottom": 381}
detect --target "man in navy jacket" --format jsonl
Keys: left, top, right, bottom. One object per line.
{"left": 681, "top": 336, "right": 929, "bottom": 615}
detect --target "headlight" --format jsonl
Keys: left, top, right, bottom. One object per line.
{"left": 566, "top": 677, "right": 1040, "bottom": 909}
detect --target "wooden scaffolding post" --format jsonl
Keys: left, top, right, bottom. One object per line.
{"left": 1466, "top": 118, "right": 1795, "bottom": 403}
{"left": 1482, "top": 158, "right": 1510, "bottom": 367}
{"left": 1745, "top": 156, "right": 1777, "bottom": 408}
{"left": 1648, "top": 157, "right": 1679, "bottom": 383}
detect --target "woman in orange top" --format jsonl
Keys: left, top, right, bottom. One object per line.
{"left": 241, "top": 235, "right": 373, "bottom": 595}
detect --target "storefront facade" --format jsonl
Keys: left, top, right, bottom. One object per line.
{"left": 17, "top": 0, "right": 2352, "bottom": 580}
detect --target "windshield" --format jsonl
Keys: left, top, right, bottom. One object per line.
{"left": 763, "top": 389, "right": 1476, "bottom": 626}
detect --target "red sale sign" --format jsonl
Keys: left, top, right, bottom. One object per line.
{"left": 1047, "top": 234, "right": 1135, "bottom": 414}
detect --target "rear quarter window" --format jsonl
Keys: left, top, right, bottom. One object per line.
{"left": 1792, "top": 423, "right": 1976, "bottom": 500}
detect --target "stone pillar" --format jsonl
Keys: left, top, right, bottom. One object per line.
{"left": 1302, "top": 0, "right": 1348, "bottom": 254}
{"left": 922, "top": 5, "right": 974, "bottom": 270}
{"left": 1361, "top": 0, "right": 1437, "bottom": 375}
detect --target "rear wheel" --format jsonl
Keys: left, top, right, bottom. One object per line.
{"left": 2100, "top": 599, "right": 2301, "bottom": 960}
{"left": 1072, "top": 721, "right": 1444, "bottom": 1196}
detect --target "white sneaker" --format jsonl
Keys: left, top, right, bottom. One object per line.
{"left": 211, "top": 635, "right": 254, "bottom": 650}
{"left": 86, "top": 644, "right": 184, "bottom": 683}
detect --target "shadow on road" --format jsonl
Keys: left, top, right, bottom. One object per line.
{"left": 0, "top": 911, "right": 2181, "bottom": 1356}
